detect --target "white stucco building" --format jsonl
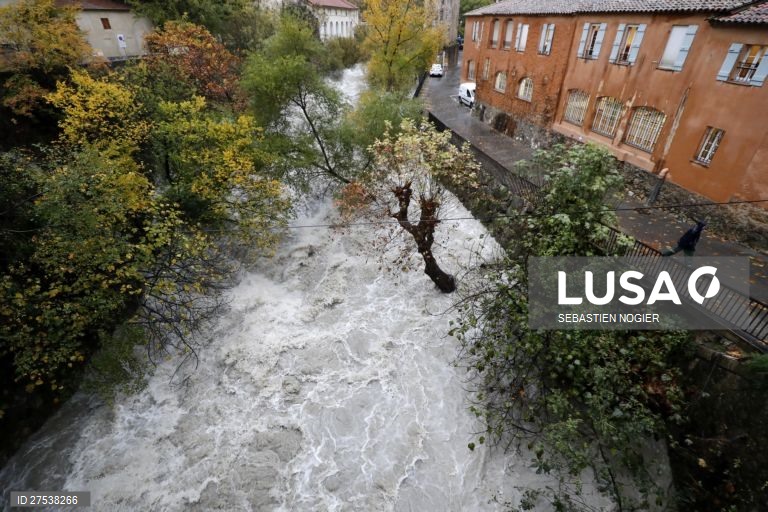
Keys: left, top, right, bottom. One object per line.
{"left": 308, "top": 0, "right": 359, "bottom": 40}
{"left": 55, "top": 0, "right": 153, "bottom": 60}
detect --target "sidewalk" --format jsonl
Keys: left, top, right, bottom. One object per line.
{"left": 420, "top": 56, "right": 768, "bottom": 304}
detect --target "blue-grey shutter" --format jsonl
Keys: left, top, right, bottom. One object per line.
{"left": 592, "top": 22, "right": 608, "bottom": 58}
{"left": 539, "top": 24, "right": 548, "bottom": 53}
{"left": 717, "top": 43, "right": 743, "bottom": 81}
{"left": 609, "top": 24, "right": 626, "bottom": 63}
{"left": 577, "top": 22, "right": 589, "bottom": 57}
{"left": 627, "top": 24, "right": 646, "bottom": 64}
{"left": 749, "top": 53, "right": 768, "bottom": 86}
{"left": 672, "top": 24, "right": 698, "bottom": 71}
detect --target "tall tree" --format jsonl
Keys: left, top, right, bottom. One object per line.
{"left": 363, "top": 0, "right": 445, "bottom": 92}
{"left": 144, "top": 21, "right": 242, "bottom": 106}
{"left": 241, "top": 15, "right": 357, "bottom": 185}
{"left": 0, "top": 0, "right": 92, "bottom": 143}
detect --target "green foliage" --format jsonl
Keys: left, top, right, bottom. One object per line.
{"left": 324, "top": 36, "right": 367, "bottom": 74}
{"left": 453, "top": 143, "right": 691, "bottom": 510}
{"left": 348, "top": 92, "right": 424, "bottom": 150}
{"left": 82, "top": 325, "right": 149, "bottom": 404}
{"left": 126, "top": 0, "right": 249, "bottom": 34}
{"left": 241, "top": 15, "right": 360, "bottom": 185}
{"left": 0, "top": 0, "right": 94, "bottom": 145}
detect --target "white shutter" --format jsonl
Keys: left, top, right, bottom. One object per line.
{"left": 609, "top": 23, "right": 626, "bottom": 63}
{"left": 627, "top": 24, "right": 646, "bottom": 64}
{"left": 592, "top": 23, "right": 608, "bottom": 59}
{"left": 539, "top": 24, "right": 548, "bottom": 54}
{"left": 546, "top": 24, "right": 555, "bottom": 54}
{"left": 672, "top": 24, "right": 698, "bottom": 71}
{"left": 577, "top": 22, "right": 589, "bottom": 57}
{"left": 717, "top": 43, "right": 743, "bottom": 81}
{"left": 749, "top": 52, "right": 768, "bottom": 86}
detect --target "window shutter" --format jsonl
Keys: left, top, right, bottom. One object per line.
{"left": 539, "top": 24, "right": 548, "bottom": 53}
{"left": 515, "top": 22, "right": 522, "bottom": 50}
{"left": 749, "top": 53, "right": 768, "bottom": 86}
{"left": 717, "top": 43, "right": 743, "bottom": 81}
{"left": 673, "top": 24, "right": 698, "bottom": 71}
{"left": 577, "top": 22, "right": 589, "bottom": 57}
{"left": 592, "top": 23, "right": 608, "bottom": 58}
{"left": 609, "top": 24, "right": 626, "bottom": 63}
{"left": 546, "top": 24, "right": 555, "bottom": 53}
{"left": 627, "top": 24, "right": 646, "bottom": 64}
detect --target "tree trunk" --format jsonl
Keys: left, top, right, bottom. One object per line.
{"left": 390, "top": 184, "right": 456, "bottom": 293}
{"left": 420, "top": 248, "right": 456, "bottom": 293}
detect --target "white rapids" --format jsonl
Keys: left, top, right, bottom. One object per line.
{"left": 0, "top": 66, "right": 595, "bottom": 512}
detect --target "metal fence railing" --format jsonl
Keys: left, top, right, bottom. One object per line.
{"left": 426, "top": 111, "right": 768, "bottom": 350}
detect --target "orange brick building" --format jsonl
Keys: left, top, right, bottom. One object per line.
{"left": 463, "top": 0, "right": 768, "bottom": 204}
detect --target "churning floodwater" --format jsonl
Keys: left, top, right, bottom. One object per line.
{"left": 0, "top": 66, "right": 597, "bottom": 511}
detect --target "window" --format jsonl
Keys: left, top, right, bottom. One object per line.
{"left": 491, "top": 19, "right": 500, "bottom": 47}
{"left": 563, "top": 89, "right": 590, "bottom": 125}
{"left": 658, "top": 25, "right": 698, "bottom": 71}
{"left": 471, "top": 21, "right": 480, "bottom": 42}
{"left": 517, "top": 77, "right": 533, "bottom": 101}
{"left": 695, "top": 127, "right": 724, "bottom": 165}
{"left": 609, "top": 24, "right": 646, "bottom": 65}
{"left": 467, "top": 60, "right": 476, "bottom": 80}
{"left": 624, "top": 107, "right": 666, "bottom": 152}
{"left": 515, "top": 23, "right": 529, "bottom": 52}
{"left": 100, "top": 17, "right": 111, "bottom": 30}
{"left": 578, "top": 22, "right": 606, "bottom": 59}
{"left": 591, "top": 96, "right": 623, "bottom": 137}
{"left": 503, "top": 20, "right": 514, "bottom": 49}
{"left": 538, "top": 23, "right": 555, "bottom": 55}
{"left": 482, "top": 57, "right": 490, "bottom": 80}
{"left": 717, "top": 44, "right": 768, "bottom": 86}
{"left": 495, "top": 71, "right": 507, "bottom": 92}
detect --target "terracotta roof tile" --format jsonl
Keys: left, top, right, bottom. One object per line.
{"left": 467, "top": 0, "right": 753, "bottom": 17}
{"left": 55, "top": 0, "right": 131, "bottom": 11}
{"left": 307, "top": 0, "right": 359, "bottom": 10}
{"left": 712, "top": 1, "right": 768, "bottom": 23}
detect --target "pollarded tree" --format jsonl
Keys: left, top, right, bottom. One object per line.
{"left": 363, "top": 0, "right": 446, "bottom": 92}
{"left": 342, "top": 119, "right": 480, "bottom": 293}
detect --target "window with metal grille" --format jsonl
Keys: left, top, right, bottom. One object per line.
{"left": 624, "top": 107, "right": 666, "bottom": 152}
{"left": 731, "top": 45, "right": 767, "bottom": 84}
{"left": 695, "top": 127, "right": 724, "bottom": 165}
{"left": 517, "top": 77, "right": 533, "bottom": 101}
{"left": 482, "top": 57, "right": 490, "bottom": 80}
{"left": 591, "top": 96, "right": 623, "bottom": 137}
{"left": 467, "top": 60, "right": 475, "bottom": 80}
{"left": 503, "top": 20, "right": 514, "bottom": 49}
{"left": 564, "top": 89, "right": 589, "bottom": 125}
{"left": 495, "top": 72, "right": 507, "bottom": 92}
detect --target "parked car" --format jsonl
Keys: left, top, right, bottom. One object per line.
{"left": 430, "top": 64, "right": 444, "bottom": 77}
{"left": 458, "top": 82, "right": 476, "bottom": 107}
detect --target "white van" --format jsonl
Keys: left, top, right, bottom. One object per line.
{"left": 458, "top": 82, "right": 476, "bottom": 107}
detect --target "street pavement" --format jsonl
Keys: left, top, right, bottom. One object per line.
{"left": 420, "top": 52, "right": 768, "bottom": 303}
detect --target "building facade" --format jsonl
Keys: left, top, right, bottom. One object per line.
{"left": 57, "top": 0, "right": 153, "bottom": 60}
{"left": 436, "top": 0, "right": 461, "bottom": 42}
{"left": 308, "top": 0, "right": 360, "bottom": 41}
{"left": 463, "top": 0, "right": 768, "bottom": 204}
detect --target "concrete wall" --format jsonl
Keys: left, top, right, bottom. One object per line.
{"left": 464, "top": 11, "right": 768, "bottom": 205}
{"left": 76, "top": 10, "right": 153, "bottom": 59}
